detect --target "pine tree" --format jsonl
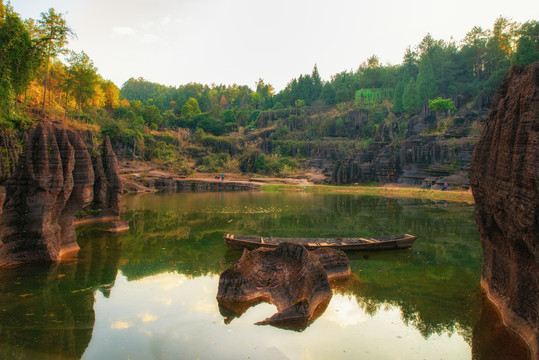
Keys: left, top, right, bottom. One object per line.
{"left": 392, "top": 72, "right": 410, "bottom": 114}
{"left": 402, "top": 78, "right": 421, "bottom": 113}
{"left": 416, "top": 56, "right": 436, "bottom": 102}
{"left": 311, "top": 64, "right": 322, "bottom": 102}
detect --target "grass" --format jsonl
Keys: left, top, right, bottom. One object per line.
{"left": 260, "top": 184, "right": 475, "bottom": 204}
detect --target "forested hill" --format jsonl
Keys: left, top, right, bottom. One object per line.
{"left": 0, "top": 1, "right": 538, "bottom": 186}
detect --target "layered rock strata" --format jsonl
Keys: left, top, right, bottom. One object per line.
{"left": 0, "top": 122, "right": 122, "bottom": 267}
{"left": 216, "top": 242, "right": 351, "bottom": 331}
{"left": 470, "top": 62, "right": 539, "bottom": 358}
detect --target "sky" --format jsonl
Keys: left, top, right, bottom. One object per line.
{"left": 11, "top": 0, "right": 538, "bottom": 91}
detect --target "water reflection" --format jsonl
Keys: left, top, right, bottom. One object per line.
{"left": 0, "top": 192, "right": 530, "bottom": 359}
{"left": 0, "top": 235, "right": 122, "bottom": 359}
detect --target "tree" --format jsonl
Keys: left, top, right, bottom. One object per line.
{"left": 402, "top": 78, "right": 421, "bottom": 113}
{"left": 311, "top": 64, "right": 323, "bottom": 102}
{"left": 37, "top": 8, "right": 72, "bottom": 114}
{"left": 251, "top": 92, "right": 261, "bottom": 108}
{"left": 403, "top": 47, "right": 419, "bottom": 77}
{"left": 320, "top": 82, "right": 336, "bottom": 105}
{"left": 428, "top": 97, "right": 456, "bottom": 112}
{"left": 103, "top": 80, "right": 120, "bottom": 110}
{"left": 66, "top": 51, "right": 98, "bottom": 118}
{"left": 0, "top": 4, "right": 38, "bottom": 115}
{"left": 463, "top": 26, "right": 488, "bottom": 80}
{"left": 181, "top": 97, "right": 201, "bottom": 117}
{"left": 416, "top": 56, "right": 436, "bottom": 101}
{"left": 513, "top": 20, "right": 539, "bottom": 65}
{"left": 392, "top": 72, "right": 410, "bottom": 114}
{"left": 514, "top": 37, "right": 539, "bottom": 65}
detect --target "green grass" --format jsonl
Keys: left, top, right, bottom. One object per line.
{"left": 260, "top": 184, "right": 475, "bottom": 203}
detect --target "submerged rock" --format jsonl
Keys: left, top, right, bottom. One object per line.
{"left": 470, "top": 62, "right": 539, "bottom": 358}
{"left": 216, "top": 242, "right": 351, "bottom": 331}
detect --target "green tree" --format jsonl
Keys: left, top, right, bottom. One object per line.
{"left": 513, "top": 21, "right": 539, "bottom": 65}
{"left": 37, "top": 8, "right": 72, "bottom": 113}
{"left": 428, "top": 97, "right": 456, "bottom": 112}
{"left": 181, "top": 97, "right": 201, "bottom": 117}
{"left": 402, "top": 47, "right": 419, "bottom": 77}
{"left": 142, "top": 105, "right": 162, "bottom": 129}
{"left": 320, "top": 82, "right": 336, "bottom": 105}
{"left": 254, "top": 153, "right": 266, "bottom": 173}
{"left": 311, "top": 64, "right": 323, "bottom": 102}
{"left": 416, "top": 56, "right": 436, "bottom": 101}
{"left": 66, "top": 51, "right": 97, "bottom": 118}
{"left": 402, "top": 77, "right": 421, "bottom": 113}
{"left": 0, "top": 4, "right": 39, "bottom": 116}
{"left": 392, "top": 72, "right": 411, "bottom": 114}
{"left": 514, "top": 37, "right": 539, "bottom": 65}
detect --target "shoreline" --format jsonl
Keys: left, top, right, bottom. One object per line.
{"left": 259, "top": 183, "right": 475, "bottom": 203}
{"left": 118, "top": 162, "right": 474, "bottom": 203}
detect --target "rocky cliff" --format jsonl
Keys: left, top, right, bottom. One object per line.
{"left": 470, "top": 62, "right": 538, "bottom": 358}
{"left": 257, "top": 103, "right": 486, "bottom": 187}
{"left": 0, "top": 122, "right": 122, "bottom": 267}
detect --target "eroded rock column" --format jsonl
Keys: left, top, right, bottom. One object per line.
{"left": 470, "top": 62, "right": 539, "bottom": 358}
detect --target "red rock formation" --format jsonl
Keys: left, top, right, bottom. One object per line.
{"left": 91, "top": 136, "right": 122, "bottom": 216}
{"left": 216, "top": 243, "right": 351, "bottom": 331}
{"left": 0, "top": 122, "right": 122, "bottom": 267}
{"left": 470, "top": 62, "right": 539, "bottom": 358}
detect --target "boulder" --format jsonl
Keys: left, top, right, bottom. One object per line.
{"left": 216, "top": 242, "right": 351, "bottom": 331}
{"left": 470, "top": 62, "right": 539, "bottom": 358}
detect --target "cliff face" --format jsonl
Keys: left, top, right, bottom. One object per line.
{"left": 0, "top": 122, "right": 122, "bottom": 267}
{"left": 470, "top": 62, "right": 539, "bottom": 358}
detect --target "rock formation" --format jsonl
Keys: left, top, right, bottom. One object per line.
{"left": 470, "top": 62, "right": 538, "bottom": 358}
{"left": 0, "top": 122, "right": 122, "bottom": 267}
{"left": 216, "top": 242, "right": 351, "bottom": 331}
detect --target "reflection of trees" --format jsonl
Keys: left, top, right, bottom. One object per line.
{"left": 0, "top": 235, "right": 122, "bottom": 359}
{"left": 113, "top": 192, "right": 483, "bottom": 342}
{"left": 333, "top": 264, "right": 481, "bottom": 343}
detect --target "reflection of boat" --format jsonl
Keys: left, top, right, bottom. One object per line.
{"left": 223, "top": 233, "right": 417, "bottom": 251}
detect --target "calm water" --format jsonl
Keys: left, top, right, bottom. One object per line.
{"left": 0, "top": 192, "right": 530, "bottom": 359}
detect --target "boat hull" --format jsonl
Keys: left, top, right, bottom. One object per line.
{"left": 223, "top": 234, "right": 416, "bottom": 252}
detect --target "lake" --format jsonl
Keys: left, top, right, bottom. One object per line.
{"left": 0, "top": 192, "right": 530, "bottom": 359}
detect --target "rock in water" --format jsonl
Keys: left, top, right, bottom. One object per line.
{"left": 470, "top": 62, "right": 538, "bottom": 358}
{"left": 0, "top": 123, "right": 122, "bottom": 267}
{"left": 216, "top": 242, "right": 351, "bottom": 331}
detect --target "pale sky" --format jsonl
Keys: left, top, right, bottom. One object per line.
{"left": 12, "top": 0, "right": 538, "bottom": 91}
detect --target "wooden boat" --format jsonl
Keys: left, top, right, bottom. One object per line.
{"left": 223, "top": 233, "right": 417, "bottom": 251}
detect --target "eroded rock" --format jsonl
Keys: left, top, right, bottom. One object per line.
{"left": 470, "top": 62, "right": 539, "bottom": 358}
{"left": 216, "top": 242, "right": 351, "bottom": 331}
{"left": 0, "top": 123, "right": 122, "bottom": 267}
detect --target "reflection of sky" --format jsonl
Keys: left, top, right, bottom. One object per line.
{"left": 83, "top": 272, "right": 470, "bottom": 360}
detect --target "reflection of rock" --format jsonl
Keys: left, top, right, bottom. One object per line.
{"left": 472, "top": 292, "right": 531, "bottom": 360}
{"left": 0, "top": 123, "right": 122, "bottom": 267}
{"left": 216, "top": 243, "right": 350, "bottom": 331}
{"left": 470, "top": 63, "right": 538, "bottom": 358}
{"left": 0, "top": 234, "right": 122, "bottom": 359}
